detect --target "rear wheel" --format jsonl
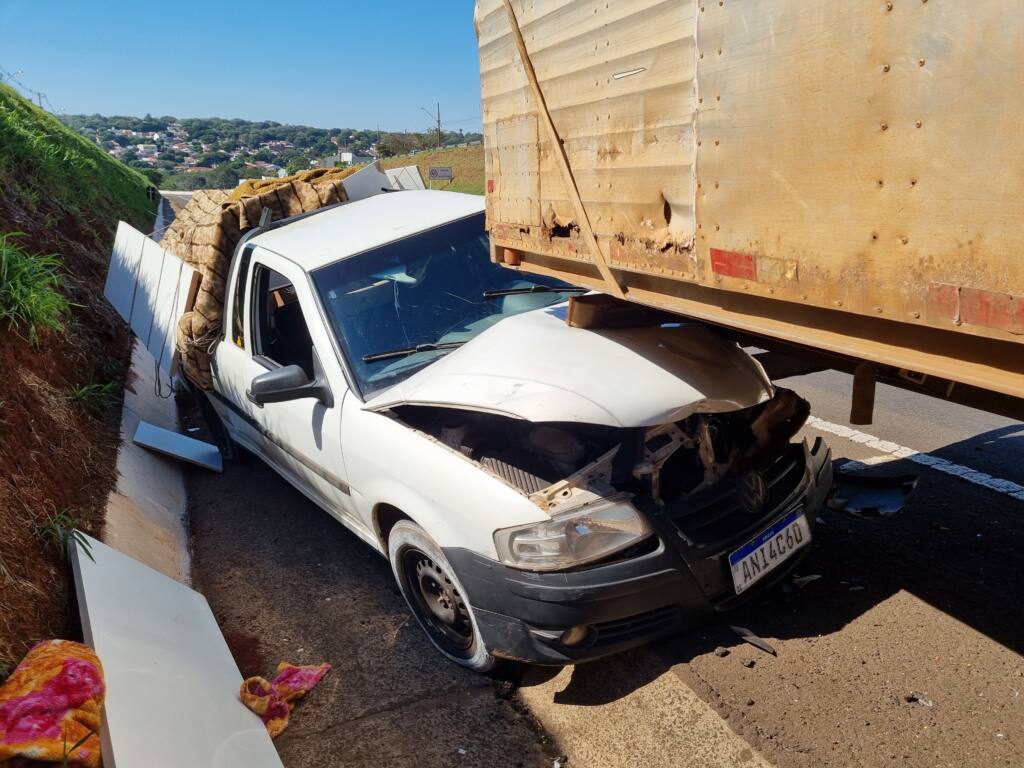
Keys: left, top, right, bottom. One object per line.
{"left": 388, "top": 521, "right": 496, "bottom": 672}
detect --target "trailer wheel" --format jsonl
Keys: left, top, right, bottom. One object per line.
{"left": 388, "top": 521, "right": 496, "bottom": 672}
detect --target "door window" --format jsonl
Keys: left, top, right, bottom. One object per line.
{"left": 252, "top": 265, "right": 315, "bottom": 378}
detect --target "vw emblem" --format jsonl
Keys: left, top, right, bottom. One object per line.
{"left": 738, "top": 471, "right": 769, "bottom": 515}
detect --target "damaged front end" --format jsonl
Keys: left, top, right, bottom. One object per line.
{"left": 392, "top": 387, "right": 833, "bottom": 664}
{"left": 394, "top": 386, "right": 828, "bottom": 560}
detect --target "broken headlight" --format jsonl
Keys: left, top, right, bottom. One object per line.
{"left": 494, "top": 495, "right": 653, "bottom": 572}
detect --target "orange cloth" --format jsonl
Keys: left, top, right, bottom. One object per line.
{"left": 240, "top": 662, "right": 331, "bottom": 738}
{"left": 0, "top": 640, "right": 104, "bottom": 768}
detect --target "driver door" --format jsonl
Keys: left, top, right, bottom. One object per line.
{"left": 213, "top": 246, "right": 361, "bottom": 531}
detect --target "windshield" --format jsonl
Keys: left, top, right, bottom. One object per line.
{"left": 312, "top": 211, "right": 575, "bottom": 397}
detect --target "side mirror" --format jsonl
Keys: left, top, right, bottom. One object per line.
{"left": 247, "top": 353, "right": 334, "bottom": 408}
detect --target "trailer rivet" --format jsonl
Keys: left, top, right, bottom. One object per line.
{"left": 836, "top": 300, "right": 844, "bottom": 307}
{"left": 715, "top": 224, "right": 721, "bottom": 231}
{"left": 716, "top": 94, "right": 721, "bottom": 101}
{"left": 913, "top": 311, "right": 921, "bottom": 319}
{"left": 910, "top": 179, "right": 917, "bottom": 186}
{"left": 715, "top": 181, "right": 720, "bottom": 188}
{"left": 714, "top": 139, "right": 720, "bottom": 145}
{"left": 699, "top": 97, "right": 704, "bottom": 104}
{"left": 801, "top": 294, "right": 808, "bottom": 301}
{"left": 768, "top": 288, "right": 775, "bottom": 295}
{"left": 881, "top": 122, "right": 889, "bottom": 131}
{"left": 877, "top": 180, "right": 884, "bottom": 187}
{"left": 871, "top": 232, "right": 879, "bottom": 240}
{"left": 918, "top": 58, "right": 926, "bottom": 67}
{"left": 876, "top": 306, "right": 884, "bottom": 313}
{"left": 901, "top": 236, "right": 909, "bottom": 244}
{"left": 885, "top": 2, "right": 893, "bottom": 10}
{"left": 916, "top": 120, "right": 923, "bottom": 128}
{"left": 882, "top": 64, "right": 891, "bottom": 72}
{"left": 718, "top": 48, "right": 723, "bottom": 55}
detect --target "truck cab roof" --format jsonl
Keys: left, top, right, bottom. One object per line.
{"left": 249, "top": 189, "right": 485, "bottom": 273}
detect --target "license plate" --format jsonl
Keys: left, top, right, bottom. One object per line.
{"left": 728, "top": 509, "right": 811, "bottom": 595}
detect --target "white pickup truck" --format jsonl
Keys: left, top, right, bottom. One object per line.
{"left": 193, "top": 189, "right": 833, "bottom": 671}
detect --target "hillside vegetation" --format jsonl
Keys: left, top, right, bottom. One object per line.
{"left": 379, "top": 145, "right": 485, "bottom": 196}
{"left": 0, "top": 83, "right": 155, "bottom": 674}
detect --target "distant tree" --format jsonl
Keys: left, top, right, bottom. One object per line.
{"left": 197, "top": 151, "right": 230, "bottom": 167}
{"left": 285, "top": 155, "right": 313, "bottom": 175}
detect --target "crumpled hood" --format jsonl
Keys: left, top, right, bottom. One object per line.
{"left": 363, "top": 304, "right": 774, "bottom": 427}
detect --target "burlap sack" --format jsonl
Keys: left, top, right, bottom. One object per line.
{"left": 162, "top": 167, "right": 360, "bottom": 389}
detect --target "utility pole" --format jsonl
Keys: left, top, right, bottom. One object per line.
{"left": 420, "top": 103, "right": 443, "bottom": 149}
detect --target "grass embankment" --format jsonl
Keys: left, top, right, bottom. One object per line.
{"left": 379, "top": 144, "right": 485, "bottom": 195}
{"left": 0, "top": 82, "right": 156, "bottom": 677}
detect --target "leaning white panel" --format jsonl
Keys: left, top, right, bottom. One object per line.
{"left": 341, "top": 161, "right": 392, "bottom": 202}
{"left": 70, "top": 535, "right": 283, "bottom": 768}
{"left": 103, "top": 222, "right": 199, "bottom": 378}
{"left": 385, "top": 165, "right": 426, "bottom": 191}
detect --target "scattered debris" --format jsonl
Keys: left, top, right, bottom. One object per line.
{"left": 828, "top": 472, "right": 919, "bottom": 518}
{"left": 553, "top": 756, "right": 569, "bottom": 768}
{"left": 746, "top": 699, "right": 756, "bottom": 706}
{"left": 848, "top": 585, "right": 866, "bottom": 592}
{"left": 792, "top": 574, "right": 822, "bottom": 589}
{"left": 133, "top": 420, "right": 223, "bottom": 472}
{"left": 742, "top": 659, "right": 756, "bottom": 669}
{"left": 457, "top": 747, "right": 467, "bottom": 756}
{"left": 904, "top": 693, "right": 934, "bottom": 708}
{"left": 241, "top": 662, "right": 332, "bottom": 738}
{"left": 714, "top": 646, "right": 731, "bottom": 658}
{"left": 730, "top": 625, "right": 778, "bottom": 656}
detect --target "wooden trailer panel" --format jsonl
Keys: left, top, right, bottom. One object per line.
{"left": 696, "top": 0, "right": 1024, "bottom": 342}
{"left": 476, "top": 0, "right": 1024, "bottom": 401}
{"left": 477, "top": 0, "right": 699, "bottom": 250}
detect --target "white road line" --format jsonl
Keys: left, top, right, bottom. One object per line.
{"left": 806, "top": 416, "right": 1024, "bottom": 503}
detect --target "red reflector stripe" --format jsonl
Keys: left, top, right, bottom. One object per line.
{"left": 710, "top": 248, "right": 758, "bottom": 281}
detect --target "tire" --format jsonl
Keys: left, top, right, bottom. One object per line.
{"left": 195, "top": 391, "right": 250, "bottom": 464}
{"left": 388, "top": 520, "right": 497, "bottom": 672}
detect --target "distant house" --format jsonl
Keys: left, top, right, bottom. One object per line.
{"left": 341, "top": 151, "right": 373, "bottom": 165}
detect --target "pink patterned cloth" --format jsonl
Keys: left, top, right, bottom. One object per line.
{"left": 239, "top": 662, "right": 331, "bottom": 738}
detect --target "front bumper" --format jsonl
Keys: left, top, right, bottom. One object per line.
{"left": 445, "top": 437, "right": 833, "bottom": 665}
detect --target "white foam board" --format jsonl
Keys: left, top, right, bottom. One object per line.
{"left": 385, "top": 165, "right": 426, "bottom": 191}
{"left": 104, "top": 222, "right": 199, "bottom": 378}
{"left": 70, "top": 535, "right": 283, "bottom": 768}
{"left": 133, "top": 420, "right": 224, "bottom": 473}
{"left": 341, "top": 161, "right": 392, "bottom": 202}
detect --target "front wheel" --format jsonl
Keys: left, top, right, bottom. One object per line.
{"left": 388, "top": 521, "right": 497, "bottom": 672}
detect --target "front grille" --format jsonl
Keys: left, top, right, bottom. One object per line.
{"left": 592, "top": 605, "right": 679, "bottom": 647}
{"left": 666, "top": 444, "right": 807, "bottom": 547}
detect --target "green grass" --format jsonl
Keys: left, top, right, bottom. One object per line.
{"left": 67, "top": 381, "right": 118, "bottom": 413}
{"left": 0, "top": 82, "right": 154, "bottom": 231}
{"left": 0, "top": 232, "right": 69, "bottom": 343}
{"left": 33, "top": 510, "right": 94, "bottom": 563}
{"left": 379, "top": 145, "right": 485, "bottom": 195}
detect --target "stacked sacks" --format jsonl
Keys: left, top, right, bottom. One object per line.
{"left": 161, "top": 166, "right": 362, "bottom": 389}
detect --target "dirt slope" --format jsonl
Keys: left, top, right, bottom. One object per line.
{"left": 0, "top": 83, "right": 155, "bottom": 674}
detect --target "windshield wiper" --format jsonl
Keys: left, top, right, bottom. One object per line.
{"left": 362, "top": 341, "right": 467, "bottom": 363}
{"left": 482, "top": 285, "right": 587, "bottom": 299}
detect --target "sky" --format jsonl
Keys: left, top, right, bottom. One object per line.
{"left": 0, "top": 0, "right": 483, "bottom": 132}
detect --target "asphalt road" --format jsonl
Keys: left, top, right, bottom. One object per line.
{"left": 187, "top": 369, "right": 1023, "bottom": 767}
